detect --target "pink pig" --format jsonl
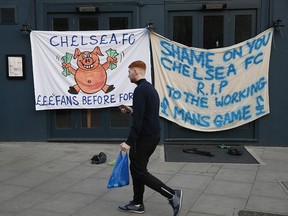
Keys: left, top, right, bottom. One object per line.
{"left": 62, "top": 46, "right": 117, "bottom": 94}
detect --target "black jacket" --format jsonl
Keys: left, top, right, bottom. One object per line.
{"left": 126, "top": 79, "right": 161, "bottom": 146}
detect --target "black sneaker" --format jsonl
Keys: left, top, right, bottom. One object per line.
{"left": 118, "top": 201, "right": 145, "bottom": 214}
{"left": 168, "top": 189, "right": 183, "bottom": 216}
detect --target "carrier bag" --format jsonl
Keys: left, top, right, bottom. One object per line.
{"left": 107, "top": 151, "right": 129, "bottom": 189}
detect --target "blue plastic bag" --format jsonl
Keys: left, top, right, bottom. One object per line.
{"left": 107, "top": 151, "right": 129, "bottom": 189}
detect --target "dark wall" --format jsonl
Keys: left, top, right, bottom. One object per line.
{"left": 258, "top": 0, "right": 288, "bottom": 146}
{"left": 0, "top": 0, "right": 287, "bottom": 145}
{"left": 0, "top": 0, "right": 47, "bottom": 141}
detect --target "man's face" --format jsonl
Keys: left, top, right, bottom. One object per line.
{"left": 128, "top": 68, "right": 137, "bottom": 83}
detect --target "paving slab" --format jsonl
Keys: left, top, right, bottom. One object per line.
{"left": 32, "top": 191, "right": 96, "bottom": 215}
{"left": 204, "top": 180, "right": 252, "bottom": 199}
{"left": 251, "top": 181, "right": 288, "bottom": 199}
{"left": 0, "top": 142, "right": 288, "bottom": 216}
{"left": 0, "top": 191, "right": 50, "bottom": 213}
{"left": 239, "top": 210, "right": 288, "bottom": 216}
{"left": 167, "top": 173, "right": 213, "bottom": 190}
{"left": 0, "top": 210, "right": 17, "bottom": 216}
{"left": 0, "top": 184, "right": 29, "bottom": 203}
{"left": 3, "top": 170, "right": 57, "bottom": 187}
{"left": 191, "top": 194, "right": 246, "bottom": 216}
{"left": 19, "top": 209, "right": 70, "bottom": 216}
{"left": 246, "top": 196, "right": 288, "bottom": 215}
{"left": 32, "top": 175, "right": 82, "bottom": 194}
{"left": 214, "top": 168, "right": 257, "bottom": 183}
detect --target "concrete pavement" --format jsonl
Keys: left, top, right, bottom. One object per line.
{"left": 0, "top": 142, "right": 287, "bottom": 216}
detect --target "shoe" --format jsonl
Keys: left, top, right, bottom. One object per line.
{"left": 168, "top": 189, "right": 183, "bottom": 216}
{"left": 91, "top": 152, "right": 107, "bottom": 164}
{"left": 227, "top": 148, "right": 243, "bottom": 156}
{"left": 118, "top": 201, "right": 145, "bottom": 214}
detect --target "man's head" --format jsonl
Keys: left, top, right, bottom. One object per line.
{"left": 128, "top": 60, "right": 146, "bottom": 83}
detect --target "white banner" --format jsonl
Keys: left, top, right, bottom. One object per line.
{"left": 30, "top": 28, "right": 151, "bottom": 110}
{"left": 151, "top": 28, "right": 273, "bottom": 132}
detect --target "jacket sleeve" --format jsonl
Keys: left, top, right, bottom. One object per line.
{"left": 125, "top": 87, "right": 146, "bottom": 146}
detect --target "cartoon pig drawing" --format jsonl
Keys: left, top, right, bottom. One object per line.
{"left": 62, "top": 46, "right": 117, "bottom": 94}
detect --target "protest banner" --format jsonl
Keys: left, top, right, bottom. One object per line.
{"left": 30, "top": 28, "right": 150, "bottom": 110}
{"left": 150, "top": 28, "right": 273, "bottom": 131}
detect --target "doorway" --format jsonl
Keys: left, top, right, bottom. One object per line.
{"left": 46, "top": 7, "right": 134, "bottom": 140}
{"left": 165, "top": 9, "right": 258, "bottom": 143}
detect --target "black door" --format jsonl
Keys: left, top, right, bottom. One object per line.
{"left": 46, "top": 8, "right": 133, "bottom": 141}
{"left": 165, "top": 9, "right": 258, "bottom": 143}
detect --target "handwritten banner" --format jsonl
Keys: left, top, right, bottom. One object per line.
{"left": 30, "top": 28, "right": 151, "bottom": 110}
{"left": 150, "top": 28, "right": 273, "bottom": 132}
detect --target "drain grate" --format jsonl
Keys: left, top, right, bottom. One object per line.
{"left": 238, "top": 210, "right": 288, "bottom": 216}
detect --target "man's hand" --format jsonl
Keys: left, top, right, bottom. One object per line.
{"left": 120, "top": 142, "right": 130, "bottom": 152}
{"left": 119, "top": 105, "right": 133, "bottom": 115}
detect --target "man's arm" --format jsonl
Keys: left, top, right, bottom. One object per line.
{"left": 125, "top": 87, "right": 146, "bottom": 146}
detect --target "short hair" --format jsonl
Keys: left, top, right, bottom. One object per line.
{"left": 128, "top": 60, "right": 146, "bottom": 71}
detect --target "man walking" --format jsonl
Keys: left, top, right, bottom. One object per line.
{"left": 119, "top": 60, "right": 183, "bottom": 216}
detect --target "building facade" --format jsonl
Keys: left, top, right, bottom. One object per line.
{"left": 1, "top": 0, "right": 287, "bottom": 146}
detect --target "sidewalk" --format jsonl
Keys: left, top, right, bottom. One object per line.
{"left": 0, "top": 142, "right": 287, "bottom": 216}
